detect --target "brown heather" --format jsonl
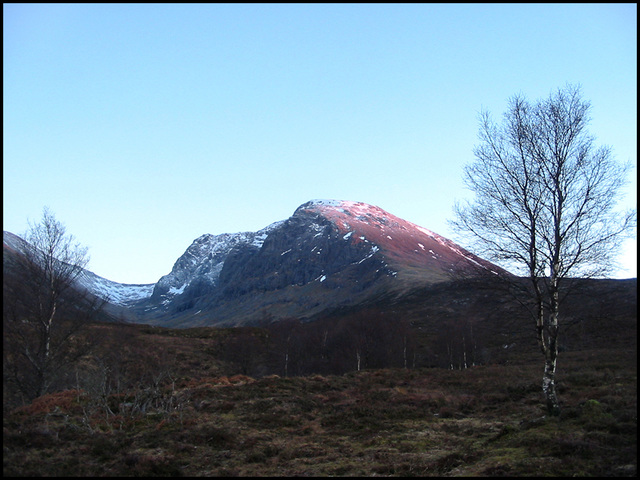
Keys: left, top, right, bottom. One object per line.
{"left": 3, "top": 346, "right": 636, "bottom": 476}
{"left": 3, "top": 278, "right": 636, "bottom": 476}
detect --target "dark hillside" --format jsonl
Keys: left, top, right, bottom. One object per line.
{"left": 3, "top": 277, "right": 635, "bottom": 407}
{"left": 3, "top": 276, "right": 636, "bottom": 476}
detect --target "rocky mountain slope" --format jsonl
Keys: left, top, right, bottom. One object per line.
{"left": 4, "top": 200, "right": 510, "bottom": 328}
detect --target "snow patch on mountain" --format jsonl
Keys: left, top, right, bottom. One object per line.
{"left": 169, "top": 283, "right": 187, "bottom": 295}
{"left": 306, "top": 199, "right": 343, "bottom": 208}
{"left": 77, "top": 270, "right": 154, "bottom": 306}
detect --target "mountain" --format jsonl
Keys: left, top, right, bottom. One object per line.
{"left": 3, "top": 230, "right": 154, "bottom": 321}
{"left": 116, "top": 200, "right": 510, "bottom": 327}
{"left": 4, "top": 200, "right": 510, "bottom": 328}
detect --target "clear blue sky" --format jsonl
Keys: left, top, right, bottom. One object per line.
{"left": 4, "top": 3, "right": 637, "bottom": 284}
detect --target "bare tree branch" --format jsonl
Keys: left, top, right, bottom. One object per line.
{"left": 4, "top": 208, "right": 106, "bottom": 403}
{"left": 450, "top": 84, "right": 637, "bottom": 415}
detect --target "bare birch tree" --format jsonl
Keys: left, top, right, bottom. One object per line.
{"left": 451, "top": 84, "right": 636, "bottom": 415}
{"left": 3, "top": 207, "right": 105, "bottom": 402}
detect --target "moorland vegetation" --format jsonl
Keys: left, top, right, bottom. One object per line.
{"left": 3, "top": 277, "right": 637, "bottom": 476}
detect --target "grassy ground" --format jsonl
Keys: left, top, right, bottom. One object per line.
{"left": 3, "top": 347, "right": 636, "bottom": 477}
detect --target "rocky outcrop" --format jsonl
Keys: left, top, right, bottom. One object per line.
{"left": 145, "top": 222, "right": 283, "bottom": 313}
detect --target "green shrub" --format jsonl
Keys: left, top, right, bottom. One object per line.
{"left": 581, "top": 399, "right": 616, "bottom": 430}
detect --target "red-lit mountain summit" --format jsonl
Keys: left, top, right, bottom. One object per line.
{"left": 296, "top": 200, "right": 505, "bottom": 279}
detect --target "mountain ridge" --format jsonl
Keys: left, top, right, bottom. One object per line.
{"left": 4, "top": 200, "right": 511, "bottom": 328}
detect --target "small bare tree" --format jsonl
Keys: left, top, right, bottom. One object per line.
{"left": 451, "top": 85, "right": 636, "bottom": 415}
{"left": 3, "top": 207, "right": 105, "bottom": 402}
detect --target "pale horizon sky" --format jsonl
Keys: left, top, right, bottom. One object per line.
{"left": 4, "top": 3, "right": 637, "bottom": 284}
